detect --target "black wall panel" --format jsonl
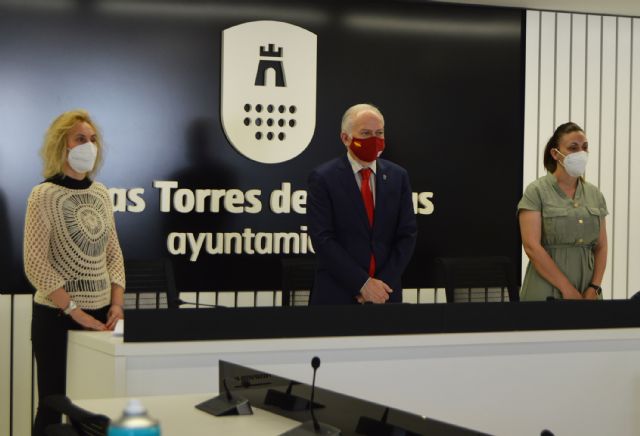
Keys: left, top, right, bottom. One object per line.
{"left": 0, "top": 0, "right": 524, "bottom": 292}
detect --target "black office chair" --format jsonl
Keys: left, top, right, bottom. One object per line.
{"left": 124, "top": 258, "right": 179, "bottom": 309}
{"left": 281, "top": 257, "right": 316, "bottom": 306}
{"left": 436, "top": 256, "right": 520, "bottom": 303}
{"left": 43, "top": 395, "right": 109, "bottom": 436}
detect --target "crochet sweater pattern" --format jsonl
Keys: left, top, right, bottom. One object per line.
{"left": 24, "top": 180, "right": 126, "bottom": 309}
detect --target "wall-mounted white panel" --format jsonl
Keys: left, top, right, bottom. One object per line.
{"left": 12, "top": 295, "right": 33, "bottom": 436}
{"left": 599, "top": 16, "right": 618, "bottom": 295}
{"left": 0, "top": 295, "right": 10, "bottom": 436}
{"left": 570, "top": 14, "right": 587, "bottom": 125}
{"left": 585, "top": 15, "right": 602, "bottom": 183}
{"left": 525, "top": 11, "right": 639, "bottom": 299}
{"left": 523, "top": 11, "right": 542, "bottom": 277}
{"left": 539, "top": 12, "right": 558, "bottom": 177}
{"left": 555, "top": 13, "right": 572, "bottom": 124}
{"left": 524, "top": 10, "right": 541, "bottom": 184}
{"left": 629, "top": 19, "right": 640, "bottom": 299}
{"left": 613, "top": 18, "right": 632, "bottom": 299}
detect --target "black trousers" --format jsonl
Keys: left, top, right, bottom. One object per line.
{"left": 31, "top": 302, "right": 109, "bottom": 436}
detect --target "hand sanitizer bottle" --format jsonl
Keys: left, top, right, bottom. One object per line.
{"left": 107, "top": 399, "right": 160, "bottom": 436}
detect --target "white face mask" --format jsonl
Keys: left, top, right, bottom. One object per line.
{"left": 67, "top": 142, "right": 97, "bottom": 174}
{"left": 555, "top": 149, "right": 588, "bottom": 177}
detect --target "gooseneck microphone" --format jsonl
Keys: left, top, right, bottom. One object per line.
{"left": 309, "top": 356, "right": 321, "bottom": 431}
{"left": 280, "top": 356, "right": 340, "bottom": 435}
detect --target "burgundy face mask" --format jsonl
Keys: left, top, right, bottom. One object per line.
{"left": 349, "top": 136, "right": 385, "bottom": 162}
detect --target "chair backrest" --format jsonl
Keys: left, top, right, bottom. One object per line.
{"left": 281, "top": 257, "right": 316, "bottom": 306}
{"left": 124, "top": 259, "right": 179, "bottom": 309}
{"left": 436, "top": 256, "right": 520, "bottom": 303}
{"left": 42, "top": 395, "right": 109, "bottom": 436}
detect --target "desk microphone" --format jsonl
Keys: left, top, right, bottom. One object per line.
{"left": 310, "top": 357, "right": 321, "bottom": 431}
{"left": 264, "top": 380, "right": 319, "bottom": 412}
{"left": 281, "top": 356, "right": 340, "bottom": 435}
{"left": 355, "top": 407, "right": 419, "bottom": 435}
{"left": 194, "top": 377, "right": 252, "bottom": 416}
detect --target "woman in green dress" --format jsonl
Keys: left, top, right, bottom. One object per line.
{"left": 518, "top": 122, "right": 608, "bottom": 301}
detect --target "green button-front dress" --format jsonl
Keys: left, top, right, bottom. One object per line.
{"left": 518, "top": 173, "right": 608, "bottom": 301}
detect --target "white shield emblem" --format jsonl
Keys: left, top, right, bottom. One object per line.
{"left": 221, "top": 21, "right": 317, "bottom": 164}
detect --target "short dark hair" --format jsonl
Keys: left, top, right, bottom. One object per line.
{"left": 543, "top": 122, "right": 584, "bottom": 173}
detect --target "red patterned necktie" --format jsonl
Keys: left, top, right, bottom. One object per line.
{"left": 360, "top": 168, "right": 376, "bottom": 276}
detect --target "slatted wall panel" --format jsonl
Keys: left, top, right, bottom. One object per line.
{"left": 0, "top": 295, "right": 11, "bottom": 436}
{"left": 524, "top": 11, "right": 640, "bottom": 299}
{"left": 0, "top": 294, "right": 34, "bottom": 436}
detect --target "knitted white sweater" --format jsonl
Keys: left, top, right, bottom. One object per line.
{"left": 24, "top": 180, "right": 125, "bottom": 309}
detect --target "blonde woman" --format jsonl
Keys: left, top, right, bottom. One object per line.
{"left": 24, "top": 110, "right": 125, "bottom": 435}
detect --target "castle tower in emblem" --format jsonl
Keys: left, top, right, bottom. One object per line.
{"left": 254, "top": 43, "right": 286, "bottom": 87}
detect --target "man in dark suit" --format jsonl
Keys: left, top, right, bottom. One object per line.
{"left": 307, "top": 103, "right": 417, "bottom": 305}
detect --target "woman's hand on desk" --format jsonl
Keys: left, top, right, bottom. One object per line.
{"left": 106, "top": 304, "right": 124, "bottom": 330}
{"left": 70, "top": 309, "right": 108, "bottom": 331}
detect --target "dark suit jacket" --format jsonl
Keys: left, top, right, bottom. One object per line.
{"left": 307, "top": 155, "right": 417, "bottom": 305}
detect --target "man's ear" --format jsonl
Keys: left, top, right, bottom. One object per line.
{"left": 340, "top": 132, "right": 351, "bottom": 147}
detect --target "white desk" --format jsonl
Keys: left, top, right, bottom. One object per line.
{"left": 75, "top": 394, "right": 299, "bottom": 435}
{"left": 67, "top": 328, "right": 640, "bottom": 436}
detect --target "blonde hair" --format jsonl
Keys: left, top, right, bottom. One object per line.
{"left": 40, "top": 109, "right": 103, "bottom": 179}
{"left": 341, "top": 103, "right": 384, "bottom": 135}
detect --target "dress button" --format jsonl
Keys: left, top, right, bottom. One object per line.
{"left": 574, "top": 202, "right": 579, "bottom": 207}
{"left": 577, "top": 238, "right": 584, "bottom": 243}
{"left": 578, "top": 219, "right": 584, "bottom": 224}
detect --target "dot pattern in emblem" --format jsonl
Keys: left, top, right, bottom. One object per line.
{"left": 243, "top": 103, "right": 297, "bottom": 142}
